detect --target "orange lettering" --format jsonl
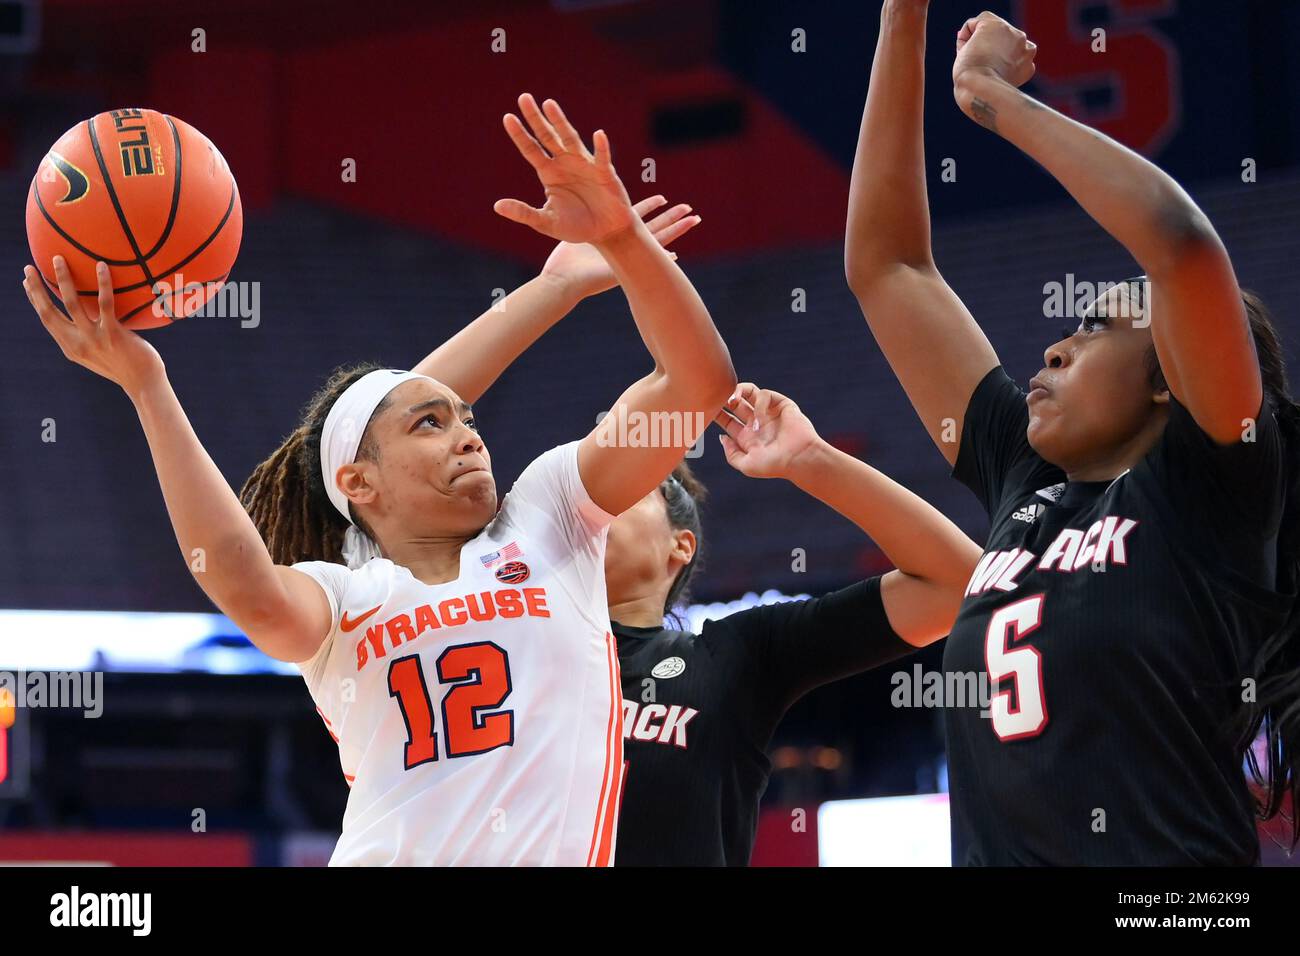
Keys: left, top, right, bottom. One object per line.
{"left": 440, "top": 598, "right": 468, "bottom": 626}
{"left": 523, "top": 588, "right": 549, "bottom": 617}
{"left": 466, "top": 591, "right": 496, "bottom": 622}
{"left": 366, "top": 623, "right": 388, "bottom": 660}
{"left": 386, "top": 614, "right": 417, "bottom": 646}
{"left": 496, "top": 590, "right": 524, "bottom": 618}
{"left": 414, "top": 604, "right": 441, "bottom": 634}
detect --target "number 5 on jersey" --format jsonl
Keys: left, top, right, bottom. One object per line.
{"left": 984, "top": 594, "right": 1048, "bottom": 741}
{"left": 387, "top": 641, "right": 515, "bottom": 768}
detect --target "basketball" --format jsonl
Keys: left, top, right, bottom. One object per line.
{"left": 25, "top": 108, "right": 242, "bottom": 330}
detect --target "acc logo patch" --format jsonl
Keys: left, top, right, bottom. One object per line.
{"left": 651, "top": 657, "right": 686, "bottom": 679}
{"left": 494, "top": 560, "right": 530, "bottom": 585}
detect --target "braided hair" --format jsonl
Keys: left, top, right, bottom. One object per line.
{"left": 239, "top": 362, "right": 388, "bottom": 566}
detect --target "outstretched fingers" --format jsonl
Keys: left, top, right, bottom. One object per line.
{"left": 713, "top": 407, "right": 747, "bottom": 441}
{"left": 23, "top": 265, "right": 64, "bottom": 331}
{"left": 51, "top": 256, "right": 88, "bottom": 325}
{"left": 751, "top": 389, "right": 773, "bottom": 426}
{"left": 518, "top": 93, "right": 564, "bottom": 155}
{"left": 591, "top": 129, "right": 612, "bottom": 168}
{"left": 24, "top": 264, "right": 85, "bottom": 362}
{"left": 502, "top": 113, "right": 549, "bottom": 171}
{"left": 541, "top": 98, "right": 588, "bottom": 156}
{"left": 717, "top": 431, "right": 742, "bottom": 465}
{"left": 631, "top": 195, "right": 669, "bottom": 219}
{"left": 715, "top": 385, "right": 759, "bottom": 437}
{"left": 94, "top": 261, "right": 116, "bottom": 323}
{"left": 493, "top": 197, "right": 547, "bottom": 231}
{"left": 645, "top": 203, "right": 700, "bottom": 246}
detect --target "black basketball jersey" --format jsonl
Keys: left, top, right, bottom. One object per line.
{"left": 611, "top": 577, "right": 912, "bottom": 866}
{"left": 945, "top": 366, "right": 1291, "bottom": 865}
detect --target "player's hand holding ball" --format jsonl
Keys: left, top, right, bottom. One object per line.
{"left": 952, "top": 12, "right": 1037, "bottom": 91}
{"left": 715, "top": 383, "right": 821, "bottom": 480}
{"left": 495, "top": 93, "right": 638, "bottom": 246}
{"left": 24, "top": 255, "right": 164, "bottom": 399}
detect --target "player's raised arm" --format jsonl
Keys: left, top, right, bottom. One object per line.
{"left": 413, "top": 196, "right": 700, "bottom": 403}
{"left": 951, "top": 12, "right": 1259, "bottom": 443}
{"left": 846, "top": 0, "right": 1000, "bottom": 463}
{"left": 495, "top": 94, "right": 735, "bottom": 515}
{"left": 716, "top": 383, "right": 981, "bottom": 644}
{"left": 23, "top": 257, "right": 331, "bottom": 663}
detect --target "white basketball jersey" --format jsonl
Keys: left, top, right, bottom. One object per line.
{"left": 291, "top": 442, "right": 624, "bottom": 866}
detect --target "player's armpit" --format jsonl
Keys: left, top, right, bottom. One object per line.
{"left": 880, "top": 570, "right": 966, "bottom": 648}
{"left": 233, "top": 566, "right": 335, "bottom": 664}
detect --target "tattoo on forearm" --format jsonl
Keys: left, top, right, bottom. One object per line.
{"left": 971, "top": 98, "right": 998, "bottom": 132}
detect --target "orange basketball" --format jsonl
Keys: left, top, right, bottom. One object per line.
{"left": 25, "top": 108, "right": 243, "bottom": 330}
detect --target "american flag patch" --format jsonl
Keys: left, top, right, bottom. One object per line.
{"left": 479, "top": 541, "right": 522, "bottom": 569}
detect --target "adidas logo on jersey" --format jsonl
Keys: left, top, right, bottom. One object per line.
{"left": 1011, "top": 503, "right": 1045, "bottom": 523}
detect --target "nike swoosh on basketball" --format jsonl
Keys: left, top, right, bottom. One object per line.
{"left": 48, "top": 151, "right": 90, "bottom": 204}
{"left": 340, "top": 605, "right": 383, "bottom": 632}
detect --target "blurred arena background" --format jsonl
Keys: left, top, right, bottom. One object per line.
{"left": 1, "top": 0, "right": 1298, "bottom": 865}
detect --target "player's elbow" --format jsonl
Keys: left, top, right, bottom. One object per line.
{"left": 674, "top": 353, "right": 737, "bottom": 412}
{"left": 845, "top": 232, "right": 935, "bottom": 298}
{"left": 845, "top": 248, "right": 888, "bottom": 298}
{"left": 846, "top": 258, "right": 934, "bottom": 308}
{"left": 1142, "top": 200, "right": 1222, "bottom": 278}
{"left": 710, "top": 358, "right": 739, "bottom": 406}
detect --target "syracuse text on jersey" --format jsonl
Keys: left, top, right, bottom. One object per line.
{"left": 351, "top": 587, "right": 552, "bottom": 670}
{"left": 965, "top": 515, "right": 1139, "bottom": 597}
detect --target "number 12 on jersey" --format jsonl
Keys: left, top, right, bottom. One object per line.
{"left": 984, "top": 594, "right": 1048, "bottom": 741}
{"left": 387, "top": 641, "right": 515, "bottom": 768}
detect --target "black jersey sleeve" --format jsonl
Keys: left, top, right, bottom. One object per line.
{"left": 1144, "top": 393, "right": 1287, "bottom": 573}
{"left": 712, "top": 577, "right": 915, "bottom": 716}
{"left": 951, "top": 366, "right": 1049, "bottom": 517}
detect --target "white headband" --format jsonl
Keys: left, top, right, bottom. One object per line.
{"left": 321, "top": 369, "right": 433, "bottom": 568}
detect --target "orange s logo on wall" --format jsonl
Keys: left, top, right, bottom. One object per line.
{"left": 0, "top": 688, "right": 14, "bottom": 786}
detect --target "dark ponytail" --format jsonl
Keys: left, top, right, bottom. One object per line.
{"left": 239, "top": 362, "right": 386, "bottom": 565}
{"left": 1141, "top": 283, "right": 1300, "bottom": 843}
{"left": 661, "top": 461, "right": 708, "bottom": 623}
{"left": 1232, "top": 292, "right": 1300, "bottom": 847}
